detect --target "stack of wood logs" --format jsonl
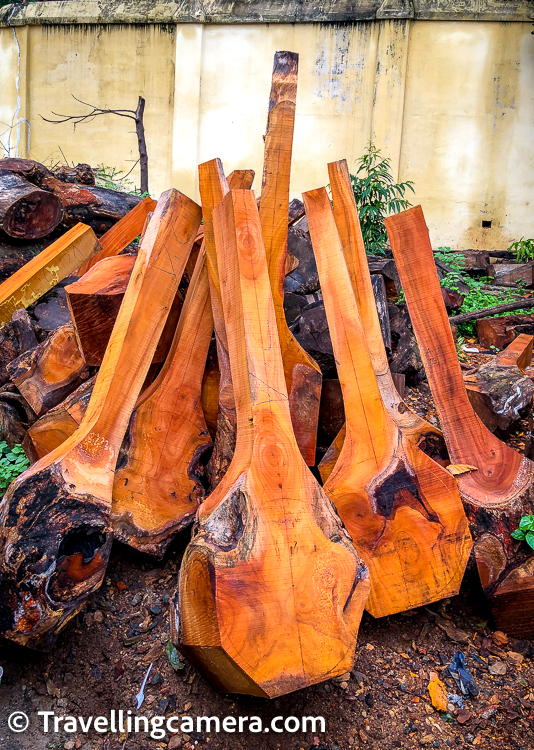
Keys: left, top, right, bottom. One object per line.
{"left": 0, "top": 51, "right": 533, "bottom": 697}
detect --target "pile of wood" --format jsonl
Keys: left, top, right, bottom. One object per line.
{"left": 0, "top": 51, "right": 533, "bottom": 699}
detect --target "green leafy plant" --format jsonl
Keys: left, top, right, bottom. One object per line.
{"left": 166, "top": 640, "right": 185, "bottom": 671}
{"left": 0, "top": 442, "right": 29, "bottom": 493}
{"left": 508, "top": 237, "right": 534, "bottom": 263}
{"left": 348, "top": 142, "right": 415, "bottom": 256}
{"left": 511, "top": 514, "right": 534, "bottom": 549}
{"left": 94, "top": 165, "right": 149, "bottom": 198}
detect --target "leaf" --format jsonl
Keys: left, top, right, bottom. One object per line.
{"left": 526, "top": 531, "right": 534, "bottom": 550}
{"left": 428, "top": 677, "right": 448, "bottom": 711}
{"left": 166, "top": 640, "right": 185, "bottom": 671}
{"left": 519, "top": 515, "right": 534, "bottom": 531}
{"left": 512, "top": 529, "right": 526, "bottom": 541}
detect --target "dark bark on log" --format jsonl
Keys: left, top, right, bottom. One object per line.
{"left": 441, "top": 286, "right": 465, "bottom": 312}
{"left": 0, "top": 158, "right": 145, "bottom": 235}
{"left": 449, "top": 298, "right": 534, "bottom": 326}
{"left": 0, "top": 386, "right": 36, "bottom": 448}
{"left": 493, "top": 262, "right": 534, "bottom": 287}
{"left": 54, "top": 163, "right": 95, "bottom": 186}
{"left": 11, "top": 309, "right": 38, "bottom": 353}
{"left": 0, "top": 158, "right": 52, "bottom": 185}
{"left": 283, "top": 225, "right": 319, "bottom": 294}
{"left": 33, "top": 288, "right": 73, "bottom": 332}
{"left": 42, "top": 181, "right": 145, "bottom": 234}
{"left": 0, "top": 328, "right": 19, "bottom": 387}
{"left": 391, "top": 372, "right": 406, "bottom": 399}
{"left": 388, "top": 303, "right": 424, "bottom": 384}
{"left": 367, "top": 258, "right": 400, "bottom": 300}
{"left": 318, "top": 378, "right": 345, "bottom": 440}
{"left": 371, "top": 273, "right": 391, "bottom": 352}
{"left": 465, "top": 365, "right": 534, "bottom": 433}
{"left": 6, "top": 324, "right": 91, "bottom": 416}
{"left": 0, "top": 170, "right": 63, "bottom": 239}
{"left": 0, "top": 257, "right": 25, "bottom": 282}
{"left": 288, "top": 198, "right": 305, "bottom": 227}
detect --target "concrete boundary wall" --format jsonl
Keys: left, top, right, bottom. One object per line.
{"left": 1, "top": 1, "right": 533, "bottom": 248}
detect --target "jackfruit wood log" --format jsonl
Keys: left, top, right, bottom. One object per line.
{"left": 111, "top": 246, "right": 213, "bottom": 558}
{"left": 173, "top": 188, "right": 370, "bottom": 698}
{"left": 318, "top": 160, "right": 448, "bottom": 482}
{"left": 387, "top": 205, "right": 534, "bottom": 638}
{"left": 304, "top": 187, "right": 472, "bottom": 618}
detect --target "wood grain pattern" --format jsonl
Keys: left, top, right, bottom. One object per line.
{"left": 198, "top": 160, "right": 256, "bottom": 488}
{"left": 319, "top": 160, "right": 448, "bottom": 482}
{"left": 0, "top": 223, "right": 101, "bottom": 326}
{"left": 387, "top": 206, "right": 534, "bottom": 637}
{"left": 77, "top": 195, "right": 156, "bottom": 275}
{"left": 495, "top": 334, "right": 533, "bottom": 370}
{"left": 6, "top": 324, "right": 90, "bottom": 417}
{"left": 304, "top": 188, "right": 472, "bottom": 618}
{"left": 259, "top": 51, "right": 321, "bottom": 465}
{"left": 0, "top": 189, "right": 201, "bottom": 649}
{"left": 173, "top": 189, "right": 369, "bottom": 698}
{"left": 111, "top": 247, "right": 213, "bottom": 558}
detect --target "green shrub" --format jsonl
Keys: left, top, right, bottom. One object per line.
{"left": 508, "top": 237, "right": 534, "bottom": 263}
{"left": 0, "top": 442, "right": 29, "bottom": 493}
{"left": 348, "top": 142, "right": 414, "bottom": 256}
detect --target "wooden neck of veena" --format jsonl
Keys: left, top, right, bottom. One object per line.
{"left": 386, "top": 205, "right": 519, "bottom": 473}
{"left": 328, "top": 159, "right": 390, "bottom": 374}
{"left": 83, "top": 190, "right": 201, "bottom": 443}
{"left": 213, "top": 189, "right": 294, "bottom": 440}
{"left": 259, "top": 51, "right": 298, "bottom": 306}
{"left": 303, "top": 187, "right": 389, "bottom": 445}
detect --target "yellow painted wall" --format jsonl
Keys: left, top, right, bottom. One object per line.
{"left": 0, "top": 19, "right": 532, "bottom": 249}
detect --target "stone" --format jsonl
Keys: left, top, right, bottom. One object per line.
{"left": 488, "top": 661, "right": 507, "bottom": 676}
{"left": 507, "top": 651, "right": 524, "bottom": 665}
{"left": 333, "top": 671, "right": 351, "bottom": 683}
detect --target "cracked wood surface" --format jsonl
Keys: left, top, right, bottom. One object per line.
{"left": 304, "top": 187, "right": 471, "bottom": 619}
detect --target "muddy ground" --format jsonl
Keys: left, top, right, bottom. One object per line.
{"left": 1, "top": 377, "right": 533, "bottom": 750}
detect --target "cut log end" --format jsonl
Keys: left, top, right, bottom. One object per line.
{"left": 5, "top": 191, "right": 63, "bottom": 240}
